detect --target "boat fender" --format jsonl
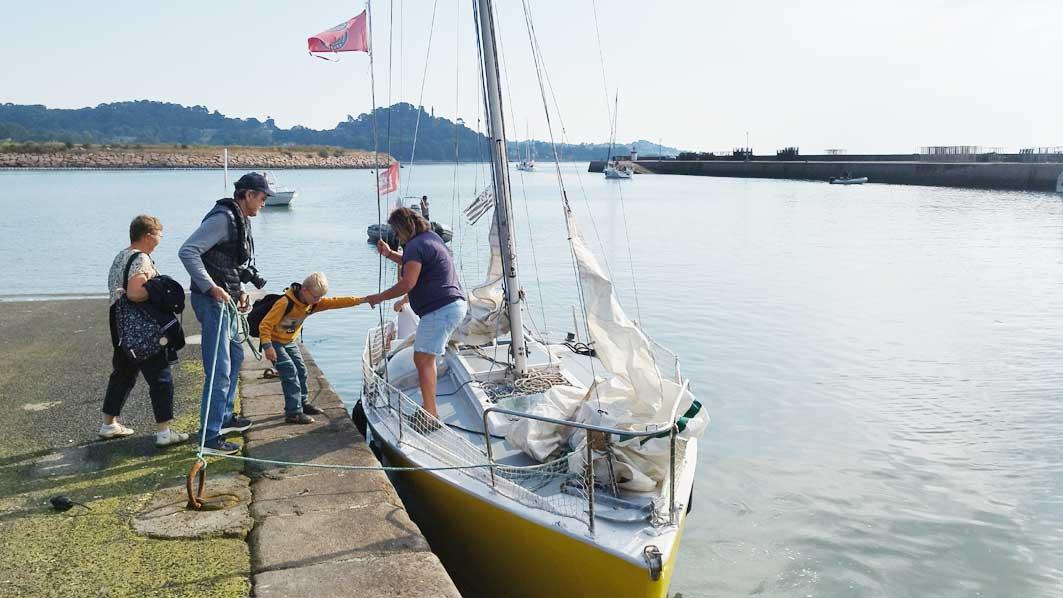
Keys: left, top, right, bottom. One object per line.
{"left": 643, "top": 545, "right": 663, "bottom": 581}
{"left": 1056, "top": 171, "right": 1063, "bottom": 193}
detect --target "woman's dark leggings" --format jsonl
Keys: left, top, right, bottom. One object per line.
{"left": 102, "top": 304, "right": 174, "bottom": 423}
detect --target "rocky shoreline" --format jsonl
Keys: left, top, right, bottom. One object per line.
{"left": 0, "top": 147, "right": 391, "bottom": 169}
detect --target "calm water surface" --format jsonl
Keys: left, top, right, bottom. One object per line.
{"left": 3, "top": 166, "right": 1062, "bottom": 597}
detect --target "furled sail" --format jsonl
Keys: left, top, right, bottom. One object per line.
{"left": 507, "top": 208, "right": 708, "bottom": 490}
{"left": 451, "top": 195, "right": 510, "bottom": 345}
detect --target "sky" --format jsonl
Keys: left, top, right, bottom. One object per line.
{"left": 1, "top": 0, "right": 1061, "bottom": 154}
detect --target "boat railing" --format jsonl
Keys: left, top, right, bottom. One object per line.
{"left": 362, "top": 325, "right": 592, "bottom": 522}
{"left": 363, "top": 324, "right": 690, "bottom": 534}
{"left": 482, "top": 379, "right": 690, "bottom": 535}
{"left": 646, "top": 336, "right": 682, "bottom": 384}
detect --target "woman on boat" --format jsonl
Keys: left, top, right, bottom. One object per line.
{"left": 365, "top": 207, "right": 467, "bottom": 420}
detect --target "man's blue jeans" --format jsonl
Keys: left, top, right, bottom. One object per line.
{"left": 269, "top": 341, "right": 308, "bottom": 416}
{"left": 191, "top": 292, "right": 243, "bottom": 443}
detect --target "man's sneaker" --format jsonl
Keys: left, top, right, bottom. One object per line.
{"left": 301, "top": 402, "right": 324, "bottom": 416}
{"left": 98, "top": 422, "right": 135, "bottom": 439}
{"left": 202, "top": 439, "right": 240, "bottom": 455}
{"left": 220, "top": 416, "right": 253, "bottom": 435}
{"left": 285, "top": 413, "right": 315, "bottom": 425}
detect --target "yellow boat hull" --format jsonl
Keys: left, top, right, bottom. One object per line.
{"left": 380, "top": 443, "right": 683, "bottom": 598}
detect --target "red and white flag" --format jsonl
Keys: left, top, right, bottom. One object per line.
{"left": 378, "top": 162, "right": 400, "bottom": 195}
{"left": 308, "top": 11, "right": 369, "bottom": 54}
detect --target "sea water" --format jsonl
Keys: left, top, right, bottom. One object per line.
{"left": 2, "top": 166, "right": 1061, "bottom": 597}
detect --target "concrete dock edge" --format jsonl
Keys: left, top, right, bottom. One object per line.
{"left": 237, "top": 343, "right": 460, "bottom": 598}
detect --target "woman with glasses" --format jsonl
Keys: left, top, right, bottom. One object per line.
{"left": 100, "top": 215, "right": 189, "bottom": 447}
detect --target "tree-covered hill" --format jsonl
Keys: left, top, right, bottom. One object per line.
{"left": 0, "top": 100, "right": 679, "bottom": 162}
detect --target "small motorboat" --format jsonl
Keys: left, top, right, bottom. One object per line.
{"left": 829, "top": 176, "right": 868, "bottom": 185}
{"left": 262, "top": 172, "right": 297, "bottom": 206}
{"left": 367, "top": 199, "right": 453, "bottom": 247}
{"left": 367, "top": 221, "right": 454, "bottom": 247}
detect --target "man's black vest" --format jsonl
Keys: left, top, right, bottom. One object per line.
{"left": 197, "top": 199, "right": 253, "bottom": 297}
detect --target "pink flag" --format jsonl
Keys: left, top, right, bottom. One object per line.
{"left": 378, "top": 162, "right": 399, "bottom": 195}
{"left": 308, "top": 11, "right": 369, "bottom": 54}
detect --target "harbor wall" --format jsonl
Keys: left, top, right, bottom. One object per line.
{"left": 589, "top": 160, "right": 1063, "bottom": 192}
{"left": 0, "top": 147, "right": 388, "bottom": 169}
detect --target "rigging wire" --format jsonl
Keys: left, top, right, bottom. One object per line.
{"left": 588, "top": 6, "right": 643, "bottom": 324}
{"left": 403, "top": 0, "right": 440, "bottom": 193}
{"left": 493, "top": 1, "right": 549, "bottom": 339}
{"left": 387, "top": 0, "right": 395, "bottom": 168}
{"left": 368, "top": 0, "right": 393, "bottom": 390}
{"left": 590, "top": 0, "right": 614, "bottom": 147}
{"left": 518, "top": 1, "right": 614, "bottom": 284}
{"left": 518, "top": 0, "right": 601, "bottom": 411}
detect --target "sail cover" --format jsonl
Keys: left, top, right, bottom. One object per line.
{"left": 507, "top": 208, "right": 708, "bottom": 490}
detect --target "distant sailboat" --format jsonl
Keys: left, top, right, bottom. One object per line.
{"left": 603, "top": 94, "right": 632, "bottom": 180}
{"left": 516, "top": 126, "right": 535, "bottom": 171}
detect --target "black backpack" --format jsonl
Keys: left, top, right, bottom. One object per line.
{"left": 247, "top": 294, "right": 294, "bottom": 337}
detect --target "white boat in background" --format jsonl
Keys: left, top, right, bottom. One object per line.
{"left": 603, "top": 94, "right": 632, "bottom": 180}
{"left": 829, "top": 176, "right": 868, "bottom": 185}
{"left": 359, "top": 2, "right": 707, "bottom": 597}
{"left": 262, "top": 172, "right": 297, "bottom": 206}
{"left": 604, "top": 162, "right": 633, "bottom": 179}
{"left": 516, "top": 133, "right": 535, "bottom": 171}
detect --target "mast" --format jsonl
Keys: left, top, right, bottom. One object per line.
{"left": 608, "top": 92, "right": 618, "bottom": 164}
{"left": 474, "top": 0, "right": 529, "bottom": 374}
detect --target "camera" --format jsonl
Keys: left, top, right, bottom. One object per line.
{"left": 239, "top": 265, "right": 267, "bottom": 289}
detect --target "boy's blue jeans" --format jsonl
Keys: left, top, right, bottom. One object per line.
{"left": 269, "top": 341, "right": 308, "bottom": 416}
{"left": 191, "top": 293, "right": 242, "bottom": 443}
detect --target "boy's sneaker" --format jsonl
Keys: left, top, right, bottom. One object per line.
{"left": 301, "top": 403, "right": 324, "bottom": 416}
{"left": 98, "top": 422, "right": 135, "bottom": 439}
{"left": 285, "top": 413, "right": 315, "bottom": 425}
{"left": 220, "top": 416, "right": 253, "bottom": 435}
{"left": 202, "top": 439, "right": 240, "bottom": 455}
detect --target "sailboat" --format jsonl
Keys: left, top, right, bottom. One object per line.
{"left": 603, "top": 94, "right": 633, "bottom": 180}
{"left": 360, "top": 2, "right": 707, "bottom": 596}
{"left": 516, "top": 134, "right": 535, "bottom": 172}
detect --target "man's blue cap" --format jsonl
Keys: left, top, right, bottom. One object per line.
{"left": 234, "top": 172, "right": 276, "bottom": 197}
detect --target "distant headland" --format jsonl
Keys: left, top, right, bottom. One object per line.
{"left": 0, "top": 99, "right": 676, "bottom": 165}
{"left": 0, "top": 142, "right": 387, "bottom": 169}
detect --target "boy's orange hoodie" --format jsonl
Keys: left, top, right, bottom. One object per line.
{"left": 258, "top": 284, "right": 362, "bottom": 345}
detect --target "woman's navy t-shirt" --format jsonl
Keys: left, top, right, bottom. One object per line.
{"left": 402, "top": 231, "right": 465, "bottom": 316}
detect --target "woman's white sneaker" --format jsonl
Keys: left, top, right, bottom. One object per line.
{"left": 98, "top": 422, "right": 136, "bottom": 439}
{"left": 155, "top": 429, "right": 190, "bottom": 447}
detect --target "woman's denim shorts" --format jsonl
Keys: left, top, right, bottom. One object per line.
{"left": 414, "top": 300, "right": 467, "bottom": 356}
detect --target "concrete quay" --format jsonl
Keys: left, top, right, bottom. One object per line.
{"left": 0, "top": 298, "right": 458, "bottom": 597}
{"left": 590, "top": 159, "right": 1063, "bottom": 192}
{"left": 237, "top": 344, "right": 461, "bottom": 598}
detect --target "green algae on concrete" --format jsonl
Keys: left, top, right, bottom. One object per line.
{"left": 0, "top": 300, "right": 251, "bottom": 597}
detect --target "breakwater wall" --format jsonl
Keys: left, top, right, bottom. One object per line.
{"left": 589, "top": 160, "right": 1063, "bottom": 192}
{"left": 0, "top": 148, "right": 389, "bottom": 169}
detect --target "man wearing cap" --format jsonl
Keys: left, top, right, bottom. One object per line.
{"left": 179, "top": 173, "right": 272, "bottom": 455}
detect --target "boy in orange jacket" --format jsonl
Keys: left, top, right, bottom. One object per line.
{"left": 259, "top": 272, "right": 363, "bottom": 423}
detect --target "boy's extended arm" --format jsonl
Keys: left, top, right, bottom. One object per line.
{"left": 258, "top": 296, "right": 291, "bottom": 345}
{"left": 312, "top": 296, "right": 363, "bottom": 313}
